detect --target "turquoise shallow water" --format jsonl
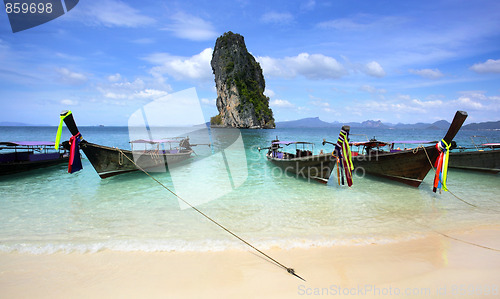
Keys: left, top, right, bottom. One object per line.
{"left": 0, "top": 126, "right": 499, "bottom": 253}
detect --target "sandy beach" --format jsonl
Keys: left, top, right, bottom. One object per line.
{"left": 1, "top": 227, "right": 499, "bottom": 298}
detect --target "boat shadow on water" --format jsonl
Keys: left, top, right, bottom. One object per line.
{"left": 0, "top": 163, "right": 68, "bottom": 182}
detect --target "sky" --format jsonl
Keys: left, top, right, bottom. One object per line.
{"left": 0, "top": 0, "right": 499, "bottom": 126}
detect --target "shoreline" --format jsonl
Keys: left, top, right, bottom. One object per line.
{"left": 1, "top": 227, "right": 499, "bottom": 298}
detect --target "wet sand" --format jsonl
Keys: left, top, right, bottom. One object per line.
{"left": 1, "top": 227, "right": 499, "bottom": 298}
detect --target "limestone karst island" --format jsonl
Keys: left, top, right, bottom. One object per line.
{"left": 210, "top": 32, "right": 275, "bottom": 129}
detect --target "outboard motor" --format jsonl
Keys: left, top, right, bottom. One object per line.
{"left": 179, "top": 137, "right": 192, "bottom": 150}
{"left": 270, "top": 139, "right": 280, "bottom": 157}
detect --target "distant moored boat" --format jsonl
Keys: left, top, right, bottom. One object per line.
{"left": 60, "top": 111, "right": 196, "bottom": 179}
{"left": 345, "top": 111, "right": 468, "bottom": 187}
{"left": 260, "top": 126, "right": 352, "bottom": 184}
{"left": 449, "top": 137, "right": 500, "bottom": 174}
{"left": 0, "top": 141, "right": 68, "bottom": 176}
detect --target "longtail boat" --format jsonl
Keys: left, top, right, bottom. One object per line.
{"left": 60, "top": 111, "right": 195, "bottom": 178}
{"left": 0, "top": 141, "right": 68, "bottom": 176}
{"left": 334, "top": 111, "right": 468, "bottom": 187}
{"left": 449, "top": 137, "right": 500, "bottom": 174}
{"left": 259, "top": 126, "right": 351, "bottom": 184}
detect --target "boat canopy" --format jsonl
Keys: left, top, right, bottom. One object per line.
{"left": 351, "top": 140, "right": 434, "bottom": 147}
{"left": 129, "top": 139, "right": 181, "bottom": 144}
{"left": 483, "top": 143, "right": 500, "bottom": 148}
{"left": 389, "top": 140, "right": 435, "bottom": 144}
{"left": 0, "top": 141, "right": 56, "bottom": 146}
{"left": 350, "top": 141, "right": 391, "bottom": 147}
{"left": 271, "top": 141, "right": 314, "bottom": 145}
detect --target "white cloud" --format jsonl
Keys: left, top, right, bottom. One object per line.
{"left": 163, "top": 12, "right": 218, "bottom": 41}
{"left": 257, "top": 53, "right": 346, "bottom": 79}
{"left": 347, "top": 94, "right": 446, "bottom": 116}
{"left": 60, "top": 99, "right": 78, "bottom": 106}
{"left": 317, "top": 18, "right": 367, "bottom": 31}
{"left": 363, "top": 61, "right": 386, "bottom": 78}
{"left": 410, "top": 98, "right": 444, "bottom": 108}
{"left": 146, "top": 48, "right": 214, "bottom": 82}
{"left": 451, "top": 91, "right": 496, "bottom": 110}
{"left": 55, "top": 68, "right": 88, "bottom": 85}
{"left": 309, "top": 96, "right": 332, "bottom": 113}
{"left": 97, "top": 77, "right": 171, "bottom": 102}
{"left": 360, "top": 85, "right": 386, "bottom": 94}
{"left": 470, "top": 59, "right": 500, "bottom": 73}
{"left": 134, "top": 89, "right": 169, "bottom": 99}
{"left": 270, "top": 99, "right": 295, "bottom": 108}
{"left": 76, "top": 0, "right": 155, "bottom": 27}
{"left": 107, "top": 73, "right": 122, "bottom": 82}
{"left": 264, "top": 89, "right": 276, "bottom": 98}
{"left": 347, "top": 90, "right": 500, "bottom": 121}
{"left": 409, "top": 68, "right": 444, "bottom": 79}
{"left": 132, "top": 38, "right": 155, "bottom": 44}
{"left": 300, "top": 0, "right": 316, "bottom": 11}
{"left": 201, "top": 98, "right": 216, "bottom": 106}
{"left": 317, "top": 15, "right": 407, "bottom": 31}
{"left": 261, "top": 12, "right": 294, "bottom": 25}
{"left": 454, "top": 96, "right": 484, "bottom": 110}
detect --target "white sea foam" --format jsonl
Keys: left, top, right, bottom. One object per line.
{"left": 0, "top": 233, "right": 434, "bottom": 255}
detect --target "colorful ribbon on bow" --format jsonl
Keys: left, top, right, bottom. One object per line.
{"left": 55, "top": 110, "right": 72, "bottom": 150}
{"left": 68, "top": 132, "right": 83, "bottom": 174}
{"left": 433, "top": 139, "right": 451, "bottom": 193}
{"left": 334, "top": 128, "right": 354, "bottom": 187}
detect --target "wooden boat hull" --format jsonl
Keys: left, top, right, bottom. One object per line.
{"left": 0, "top": 154, "right": 69, "bottom": 176}
{"left": 350, "top": 110, "right": 468, "bottom": 187}
{"left": 449, "top": 149, "right": 500, "bottom": 174}
{"left": 352, "top": 146, "right": 438, "bottom": 187}
{"left": 80, "top": 141, "right": 194, "bottom": 179}
{"left": 266, "top": 153, "right": 335, "bottom": 184}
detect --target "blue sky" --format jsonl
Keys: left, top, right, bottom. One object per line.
{"left": 1, "top": 0, "right": 499, "bottom": 126}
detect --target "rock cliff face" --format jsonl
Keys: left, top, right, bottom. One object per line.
{"left": 210, "top": 32, "right": 275, "bottom": 129}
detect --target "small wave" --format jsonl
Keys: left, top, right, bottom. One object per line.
{"left": 0, "top": 233, "right": 429, "bottom": 255}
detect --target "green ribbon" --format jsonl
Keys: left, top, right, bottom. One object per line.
{"left": 55, "top": 110, "right": 71, "bottom": 150}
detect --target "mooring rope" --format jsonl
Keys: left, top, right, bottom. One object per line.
{"left": 116, "top": 148, "right": 306, "bottom": 281}
{"left": 378, "top": 206, "right": 500, "bottom": 253}
{"left": 431, "top": 229, "right": 500, "bottom": 252}
{"left": 421, "top": 145, "right": 478, "bottom": 208}
{"left": 422, "top": 145, "right": 500, "bottom": 213}
{"left": 412, "top": 145, "right": 500, "bottom": 252}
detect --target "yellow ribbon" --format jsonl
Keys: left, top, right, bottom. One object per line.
{"left": 55, "top": 110, "right": 72, "bottom": 150}
{"left": 440, "top": 139, "right": 451, "bottom": 191}
{"left": 339, "top": 131, "right": 354, "bottom": 172}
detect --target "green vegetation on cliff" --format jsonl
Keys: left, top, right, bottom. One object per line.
{"left": 210, "top": 114, "right": 222, "bottom": 125}
{"left": 233, "top": 75, "right": 274, "bottom": 124}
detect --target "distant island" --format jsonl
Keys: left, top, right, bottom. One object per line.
{"left": 275, "top": 117, "right": 500, "bottom": 130}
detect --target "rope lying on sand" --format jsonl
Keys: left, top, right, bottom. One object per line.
{"left": 116, "top": 148, "right": 306, "bottom": 281}
{"left": 378, "top": 204, "right": 500, "bottom": 253}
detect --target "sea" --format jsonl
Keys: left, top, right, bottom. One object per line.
{"left": 0, "top": 125, "right": 499, "bottom": 254}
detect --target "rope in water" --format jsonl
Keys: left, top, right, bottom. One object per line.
{"left": 421, "top": 145, "right": 500, "bottom": 213}
{"left": 421, "top": 145, "right": 477, "bottom": 208}
{"left": 416, "top": 145, "right": 500, "bottom": 252}
{"left": 116, "top": 148, "right": 306, "bottom": 281}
